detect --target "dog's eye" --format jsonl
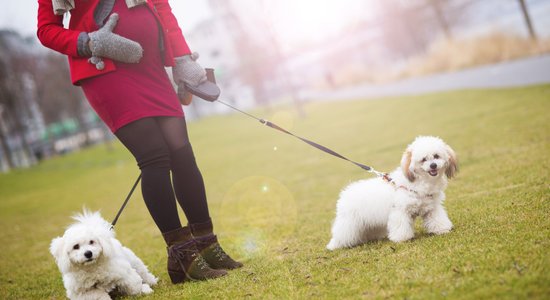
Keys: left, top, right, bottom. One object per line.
{"left": 434, "top": 154, "right": 440, "bottom": 159}
{"left": 73, "top": 244, "right": 80, "bottom": 250}
{"left": 89, "top": 240, "right": 94, "bottom": 245}
{"left": 421, "top": 158, "right": 427, "bottom": 163}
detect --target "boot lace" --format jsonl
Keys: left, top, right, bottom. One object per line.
{"left": 213, "top": 244, "right": 230, "bottom": 261}
{"left": 169, "top": 241, "right": 210, "bottom": 270}
{"left": 194, "top": 254, "right": 210, "bottom": 270}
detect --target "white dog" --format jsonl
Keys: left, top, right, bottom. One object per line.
{"left": 327, "top": 136, "right": 458, "bottom": 250}
{"left": 50, "top": 210, "right": 158, "bottom": 300}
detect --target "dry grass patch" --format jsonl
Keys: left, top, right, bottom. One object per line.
{"left": 403, "top": 33, "right": 550, "bottom": 78}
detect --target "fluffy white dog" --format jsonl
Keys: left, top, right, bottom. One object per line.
{"left": 327, "top": 136, "right": 458, "bottom": 250}
{"left": 50, "top": 210, "right": 158, "bottom": 300}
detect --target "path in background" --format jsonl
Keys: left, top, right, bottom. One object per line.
{"left": 302, "top": 54, "right": 550, "bottom": 101}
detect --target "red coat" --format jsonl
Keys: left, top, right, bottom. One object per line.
{"left": 37, "top": 0, "right": 192, "bottom": 85}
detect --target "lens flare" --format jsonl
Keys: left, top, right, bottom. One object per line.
{"left": 218, "top": 176, "right": 298, "bottom": 257}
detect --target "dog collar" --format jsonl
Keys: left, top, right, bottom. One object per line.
{"left": 382, "top": 174, "right": 434, "bottom": 198}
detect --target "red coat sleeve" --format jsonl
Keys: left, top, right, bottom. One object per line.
{"left": 36, "top": 0, "right": 82, "bottom": 57}
{"left": 151, "top": 0, "right": 192, "bottom": 57}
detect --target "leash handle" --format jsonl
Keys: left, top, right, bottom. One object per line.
{"left": 111, "top": 173, "right": 142, "bottom": 229}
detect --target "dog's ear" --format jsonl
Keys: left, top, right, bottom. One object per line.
{"left": 50, "top": 237, "right": 70, "bottom": 272}
{"left": 97, "top": 233, "right": 115, "bottom": 258}
{"left": 445, "top": 145, "right": 458, "bottom": 179}
{"left": 401, "top": 149, "right": 415, "bottom": 182}
{"left": 50, "top": 236, "right": 64, "bottom": 258}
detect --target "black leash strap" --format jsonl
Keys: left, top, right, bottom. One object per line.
{"left": 218, "top": 100, "right": 374, "bottom": 172}
{"left": 261, "top": 119, "right": 373, "bottom": 171}
{"left": 111, "top": 173, "right": 142, "bottom": 229}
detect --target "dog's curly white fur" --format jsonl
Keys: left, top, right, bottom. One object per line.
{"left": 327, "top": 136, "right": 458, "bottom": 250}
{"left": 50, "top": 210, "right": 158, "bottom": 300}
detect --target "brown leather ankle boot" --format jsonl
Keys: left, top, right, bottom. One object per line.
{"left": 190, "top": 220, "right": 243, "bottom": 270}
{"left": 162, "top": 227, "right": 227, "bottom": 284}
{"left": 194, "top": 233, "right": 243, "bottom": 270}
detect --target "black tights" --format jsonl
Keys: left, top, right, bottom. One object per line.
{"left": 115, "top": 117, "right": 210, "bottom": 233}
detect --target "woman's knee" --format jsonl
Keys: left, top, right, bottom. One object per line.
{"left": 115, "top": 118, "right": 172, "bottom": 170}
{"left": 169, "top": 144, "right": 197, "bottom": 169}
{"left": 136, "top": 144, "right": 171, "bottom": 170}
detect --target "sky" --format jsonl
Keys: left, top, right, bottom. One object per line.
{"left": 0, "top": 0, "right": 213, "bottom": 38}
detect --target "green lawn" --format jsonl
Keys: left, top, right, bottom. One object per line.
{"left": 0, "top": 85, "right": 549, "bottom": 299}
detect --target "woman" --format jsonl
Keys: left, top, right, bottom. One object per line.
{"left": 37, "top": 0, "right": 242, "bottom": 284}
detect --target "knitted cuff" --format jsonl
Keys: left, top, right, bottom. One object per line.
{"left": 162, "top": 226, "right": 193, "bottom": 246}
{"left": 189, "top": 218, "right": 213, "bottom": 237}
{"left": 77, "top": 32, "right": 92, "bottom": 57}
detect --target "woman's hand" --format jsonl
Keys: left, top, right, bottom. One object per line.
{"left": 172, "top": 52, "right": 207, "bottom": 100}
{"left": 88, "top": 13, "right": 143, "bottom": 69}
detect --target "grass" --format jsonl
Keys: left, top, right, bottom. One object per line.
{"left": 0, "top": 85, "right": 549, "bottom": 299}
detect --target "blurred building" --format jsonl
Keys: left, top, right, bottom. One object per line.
{"left": 182, "top": 0, "right": 255, "bottom": 119}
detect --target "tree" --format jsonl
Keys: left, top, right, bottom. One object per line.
{"left": 374, "top": 0, "right": 470, "bottom": 59}
{"left": 33, "top": 52, "right": 89, "bottom": 129}
{"left": 517, "top": 0, "right": 537, "bottom": 40}
{"left": 428, "top": 0, "right": 452, "bottom": 40}
{"left": 0, "top": 31, "right": 35, "bottom": 167}
{"left": 0, "top": 30, "right": 95, "bottom": 170}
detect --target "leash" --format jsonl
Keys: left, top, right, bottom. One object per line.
{"left": 222, "top": 104, "right": 437, "bottom": 197}
{"left": 212, "top": 100, "right": 439, "bottom": 197}
{"left": 110, "top": 173, "right": 141, "bottom": 229}
{"left": 216, "top": 100, "right": 388, "bottom": 178}
{"left": 190, "top": 68, "right": 388, "bottom": 176}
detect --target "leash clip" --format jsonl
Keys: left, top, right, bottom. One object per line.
{"left": 370, "top": 168, "right": 390, "bottom": 180}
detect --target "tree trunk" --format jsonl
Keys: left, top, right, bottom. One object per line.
{"left": 0, "top": 112, "right": 15, "bottom": 170}
{"left": 430, "top": 0, "right": 452, "bottom": 40}
{"left": 518, "top": 0, "right": 537, "bottom": 40}
{"left": 12, "top": 108, "right": 35, "bottom": 166}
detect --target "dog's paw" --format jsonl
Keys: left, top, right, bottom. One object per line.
{"left": 429, "top": 226, "right": 452, "bottom": 235}
{"left": 144, "top": 274, "right": 158, "bottom": 286}
{"left": 141, "top": 284, "right": 153, "bottom": 294}
{"left": 388, "top": 231, "right": 414, "bottom": 243}
{"left": 389, "top": 236, "right": 412, "bottom": 243}
{"left": 326, "top": 239, "right": 339, "bottom": 251}
{"left": 425, "top": 219, "right": 453, "bottom": 235}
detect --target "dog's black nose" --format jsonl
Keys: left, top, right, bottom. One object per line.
{"left": 430, "top": 163, "right": 437, "bottom": 169}
{"left": 84, "top": 251, "right": 93, "bottom": 259}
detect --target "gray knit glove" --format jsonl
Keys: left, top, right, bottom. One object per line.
{"left": 172, "top": 52, "right": 207, "bottom": 100}
{"left": 88, "top": 13, "right": 143, "bottom": 70}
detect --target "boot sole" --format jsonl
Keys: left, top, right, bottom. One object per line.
{"left": 210, "top": 261, "right": 244, "bottom": 270}
{"left": 169, "top": 270, "right": 227, "bottom": 284}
